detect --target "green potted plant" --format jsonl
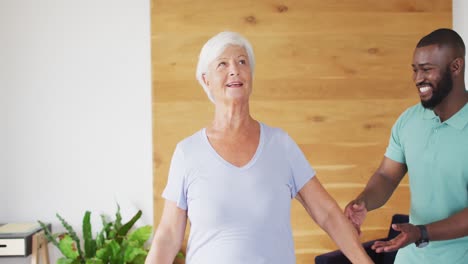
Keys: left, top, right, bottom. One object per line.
{"left": 38, "top": 205, "right": 183, "bottom": 264}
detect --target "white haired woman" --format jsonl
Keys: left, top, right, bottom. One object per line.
{"left": 145, "top": 31, "right": 374, "bottom": 264}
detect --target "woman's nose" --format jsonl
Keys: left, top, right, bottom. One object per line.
{"left": 229, "top": 64, "right": 239, "bottom": 76}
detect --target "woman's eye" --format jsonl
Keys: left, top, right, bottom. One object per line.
{"left": 239, "top": 60, "right": 246, "bottom": 65}
{"left": 218, "top": 62, "right": 226, "bottom": 67}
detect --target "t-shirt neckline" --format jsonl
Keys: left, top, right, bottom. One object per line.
{"left": 201, "top": 122, "right": 264, "bottom": 170}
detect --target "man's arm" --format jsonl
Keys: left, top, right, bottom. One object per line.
{"left": 372, "top": 208, "right": 468, "bottom": 253}
{"left": 344, "top": 157, "right": 407, "bottom": 233}
{"left": 356, "top": 156, "right": 407, "bottom": 210}
{"left": 427, "top": 208, "right": 468, "bottom": 240}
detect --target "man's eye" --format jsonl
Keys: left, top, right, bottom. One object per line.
{"left": 422, "top": 68, "right": 431, "bottom": 72}
{"left": 218, "top": 62, "right": 226, "bottom": 67}
{"left": 239, "top": 60, "right": 246, "bottom": 65}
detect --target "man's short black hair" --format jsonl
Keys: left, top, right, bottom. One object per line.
{"left": 417, "top": 28, "right": 465, "bottom": 57}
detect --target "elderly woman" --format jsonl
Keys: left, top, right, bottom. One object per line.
{"left": 145, "top": 32, "right": 373, "bottom": 264}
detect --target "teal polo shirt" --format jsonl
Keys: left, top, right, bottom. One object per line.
{"left": 385, "top": 102, "right": 468, "bottom": 263}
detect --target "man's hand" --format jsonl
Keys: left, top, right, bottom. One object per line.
{"left": 371, "top": 223, "right": 421, "bottom": 253}
{"left": 344, "top": 199, "right": 367, "bottom": 235}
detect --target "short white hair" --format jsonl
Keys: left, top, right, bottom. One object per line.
{"left": 196, "top": 31, "right": 256, "bottom": 103}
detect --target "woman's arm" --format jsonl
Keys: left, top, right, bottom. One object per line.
{"left": 145, "top": 200, "right": 187, "bottom": 264}
{"left": 296, "top": 177, "right": 373, "bottom": 264}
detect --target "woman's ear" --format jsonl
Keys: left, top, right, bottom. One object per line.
{"left": 202, "top": 73, "right": 210, "bottom": 87}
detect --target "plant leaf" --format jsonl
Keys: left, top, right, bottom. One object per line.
{"left": 100, "top": 214, "right": 111, "bottom": 238}
{"left": 56, "top": 213, "right": 84, "bottom": 260}
{"left": 176, "top": 251, "right": 185, "bottom": 259}
{"left": 83, "top": 211, "right": 97, "bottom": 258}
{"left": 114, "top": 204, "right": 122, "bottom": 231}
{"left": 117, "top": 210, "right": 142, "bottom": 237}
{"left": 58, "top": 235, "right": 80, "bottom": 260}
{"left": 130, "top": 254, "right": 146, "bottom": 264}
{"left": 57, "top": 257, "right": 79, "bottom": 264}
{"left": 108, "top": 240, "right": 122, "bottom": 264}
{"left": 124, "top": 247, "right": 147, "bottom": 263}
{"left": 44, "top": 206, "right": 154, "bottom": 264}
{"left": 85, "top": 258, "right": 104, "bottom": 264}
{"left": 37, "top": 220, "right": 59, "bottom": 247}
{"left": 95, "top": 246, "right": 110, "bottom": 262}
{"left": 127, "top": 226, "right": 152, "bottom": 247}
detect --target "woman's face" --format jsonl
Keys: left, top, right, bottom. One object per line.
{"left": 203, "top": 45, "right": 252, "bottom": 104}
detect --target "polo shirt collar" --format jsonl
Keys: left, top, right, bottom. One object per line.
{"left": 422, "top": 102, "right": 468, "bottom": 130}
{"left": 446, "top": 102, "right": 468, "bottom": 130}
{"left": 422, "top": 107, "right": 437, "bottom": 120}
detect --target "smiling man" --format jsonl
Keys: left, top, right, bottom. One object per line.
{"left": 345, "top": 28, "right": 468, "bottom": 263}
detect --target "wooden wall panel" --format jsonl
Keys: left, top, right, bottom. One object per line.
{"left": 151, "top": 0, "right": 451, "bottom": 262}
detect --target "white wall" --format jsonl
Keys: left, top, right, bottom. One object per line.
{"left": 453, "top": 0, "right": 468, "bottom": 48}
{"left": 453, "top": 0, "right": 468, "bottom": 87}
{"left": 0, "top": 0, "right": 153, "bottom": 263}
{"left": 1, "top": 1, "right": 467, "bottom": 263}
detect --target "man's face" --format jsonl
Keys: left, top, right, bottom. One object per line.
{"left": 412, "top": 45, "right": 454, "bottom": 109}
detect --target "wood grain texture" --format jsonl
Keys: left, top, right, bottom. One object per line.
{"left": 151, "top": 0, "right": 451, "bottom": 262}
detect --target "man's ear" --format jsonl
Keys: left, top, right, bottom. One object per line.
{"left": 451, "top": 57, "right": 464, "bottom": 75}
{"left": 202, "top": 73, "right": 210, "bottom": 87}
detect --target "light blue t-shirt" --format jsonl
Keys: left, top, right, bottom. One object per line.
{"left": 385, "top": 103, "right": 468, "bottom": 264}
{"left": 162, "top": 122, "right": 316, "bottom": 264}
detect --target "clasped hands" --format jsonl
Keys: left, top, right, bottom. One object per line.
{"left": 344, "top": 200, "right": 422, "bottom": 253}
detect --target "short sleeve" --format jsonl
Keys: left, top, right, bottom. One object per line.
{"left": 385, "top": 113, "right": 406, "bottom": 164}
{"left": 285, "top": 134, "right": 316, "bottom": 197}
{"left": 162, "top": 144, "right": 188, "bottom": 210}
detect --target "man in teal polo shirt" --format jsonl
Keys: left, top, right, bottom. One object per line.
{"left": 345, "top": 28, "right": 468, "bottom": 263}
